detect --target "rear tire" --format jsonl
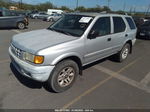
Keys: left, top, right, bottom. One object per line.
{"left": 34, "top": 16, "right": 38, "bottom": 19}
{"left": 17, "top": 22, "right": 25, "bottom": 29}
{"left": 116, "top": 43, "right": 130, "bottom": 62}
{"left": 47, "top": 60, "right": 79, "bottom": 93}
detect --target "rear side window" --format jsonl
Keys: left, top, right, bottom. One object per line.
{"left": 91, "top": 17, "right": 111, "bottom": 36}
{"left": 125, "top": 17, "right": 136, "bottom": 30}
{"left": 113, "top": 17, "right": 126, "bottom": 33}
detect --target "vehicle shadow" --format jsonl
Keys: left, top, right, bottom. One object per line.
{"left": 83, "top": 55, "right": 118, "bottom": 70}
{"left": 10, "top": 63, "right": 55, "bottom": 92}
{"left": 10, "top": 63, "right": 43, "bottom": 89}
{"left": 0, "top": 27, "right": 28, "bottom": 30}
{"left": 0, "top": 27, "right": 16, "bottom": 30}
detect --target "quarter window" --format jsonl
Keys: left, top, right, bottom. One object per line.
{"left": 91, "top": 17, "right": 111, "bottom": 36}
{"left": 113, "top": 17, "right": 126, "bottom": 33}
{"left": 125, "top": 17, "right": 136, "bottom": 30}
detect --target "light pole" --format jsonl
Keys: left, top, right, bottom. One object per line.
{"left": 76, "top": 0, "right": 79, "bottom": 9}
{"left": 107, "top": 0, "right": 111, "bottom": 8}
{"left": 123, "top": 2, "right": 126, "bottom": 12}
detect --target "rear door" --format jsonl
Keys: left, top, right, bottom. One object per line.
{"left": 110, "top": 16, "right": 127, "bottom": 53}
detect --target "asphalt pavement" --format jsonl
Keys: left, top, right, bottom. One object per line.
{"left": 0, "top": 19, "right": 150, "bottom": 110}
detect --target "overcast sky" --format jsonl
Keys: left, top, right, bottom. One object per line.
{"left": 13, "top": 0, "right": 150, "bottom": 12}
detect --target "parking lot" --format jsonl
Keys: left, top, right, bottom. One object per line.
{"left": 0, "top": 19, "right": 150, "bottom": 109}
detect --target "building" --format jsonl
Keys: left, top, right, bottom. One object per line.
{"left": 9, "top": 6, "right": 18, "bottom": 10}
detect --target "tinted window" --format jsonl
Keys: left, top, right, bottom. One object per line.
{"left": 126, "top": 17, "right": 136, "bottom": 29}
{"left": 113, "top": 17, "right": 126, "bottom": 33}
{"left": 91, "top": 17, "right": 111, "bottom": 36}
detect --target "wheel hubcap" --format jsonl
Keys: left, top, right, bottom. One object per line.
{"left": 19, "top": 23, "right": 24, "bottom": 29}
{"left": 122, "top": 48, "right": 129, "bottom": 59}
{"left": 57, "top": 67, "right": 75, "bottom": 87}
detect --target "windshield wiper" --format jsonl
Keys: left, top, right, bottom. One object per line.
{"left": 53, "top": 29, "right": 72, "bottom": 36}
{"left": 48, "top": 28, "right": 78, "bottom": 37}
{"left": 48, "top": 28, "right": 54, "bottom": 31}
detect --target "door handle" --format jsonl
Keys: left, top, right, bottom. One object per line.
{"left": 107, "top": 38, "right": 111, "bottom": 41}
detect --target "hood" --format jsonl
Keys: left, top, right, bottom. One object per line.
{"left": 12, "top": 29, "right": 77, "bottom": 54}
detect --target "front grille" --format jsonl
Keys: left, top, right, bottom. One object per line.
{"left": 11, "top": 44, "right": 23, "bottom": 59}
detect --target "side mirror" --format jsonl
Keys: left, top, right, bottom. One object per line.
{"left": 88, "top": 30, "right": 99, "bottom": 39}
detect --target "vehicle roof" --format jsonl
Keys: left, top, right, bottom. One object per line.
{"left": 66, "top": 12, "right": 131, "bottom": 17}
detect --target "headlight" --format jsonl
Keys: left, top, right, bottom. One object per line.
{"left": 23, "top": 52, "right": 44, "bottom": 64}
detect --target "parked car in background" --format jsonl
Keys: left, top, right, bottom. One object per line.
{"left": 0, "top": 8, "right": 28, "bottom": 29}
{"left": 133, "top": 17, "right": 145, "bottom": 28}
{"left": 9, "top": 13, "right": 137, "bottom": 92}
{"left": 28, "top": 10, "right": 39, "bottom": 18}
{"left": 47, "top": 9, "right": 63, "bottom": 15}
{"left": 137, "top": 20, "right": 150, "bottom": 39}
{"left": 31, "top": 12, "right": 49, "bottom": 19}
{"left": 43, "top": 13, "right": 62, "bottom": 22}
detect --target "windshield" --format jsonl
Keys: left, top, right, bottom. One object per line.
{"left": 48, "top": 14, "right": 94, "bottom": 37}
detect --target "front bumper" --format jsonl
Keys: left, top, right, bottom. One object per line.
{"left": 9, "top": 47, "right": 55, "bottom": 82}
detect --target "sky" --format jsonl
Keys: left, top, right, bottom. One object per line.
{"left": 13, "top": 0, "right": 150, "bottom": 12}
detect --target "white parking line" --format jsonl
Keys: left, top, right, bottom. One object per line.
{"left": 12, "top": 30, "right": 21, "bottom": 34}
{"left": 62, "top": 59, "right": 140, "bottom": 109}
{"left": 140, "top": 72, "right": 150, "bottom": 87}
{"left": 93, "top": 65, "right": 150, "bottom": 93}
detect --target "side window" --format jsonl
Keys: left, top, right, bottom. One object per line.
{"left": 125, "top": 17, "right": 136, "bottom": 30}
{"left": 91, "top": 17, "right": 111, "bottom": 36}
{"left": 113, "top": 17, "right": 126, "bottom": 33}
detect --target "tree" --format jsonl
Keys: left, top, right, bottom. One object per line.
{"left": 36, "top": 2, "right": 54, "bottom": 11}
{"left": 75, "top": 6, "right": 86, "bottom": 12}
{"left": 60, "top": 6, "right": 72, "bottom": 12}
{"left": 102, "top": 6, "right": 111, "bottom": 12}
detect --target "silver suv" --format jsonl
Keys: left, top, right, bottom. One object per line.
{"left": 9, "top": 13, "right": 137, "bottom": 92}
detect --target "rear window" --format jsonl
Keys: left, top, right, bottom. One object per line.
{"left": 113, "top": 17, "right": 126, "bottom": 33}
{"left": 125, "top": 17, "right": 136, "bottom": 30}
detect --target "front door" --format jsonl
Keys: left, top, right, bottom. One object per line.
{"left": 84, "top": 17, "right": 113, "bottom": 64}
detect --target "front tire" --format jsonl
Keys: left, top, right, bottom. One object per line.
{"left": 17, "top": 22, "right": 25, "bottom": 29}
{"left": 116, "top": 43, "right": 130, "bottom": 62}
{"left": 47, "top": 60, "right": 79, "bottom": 93}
